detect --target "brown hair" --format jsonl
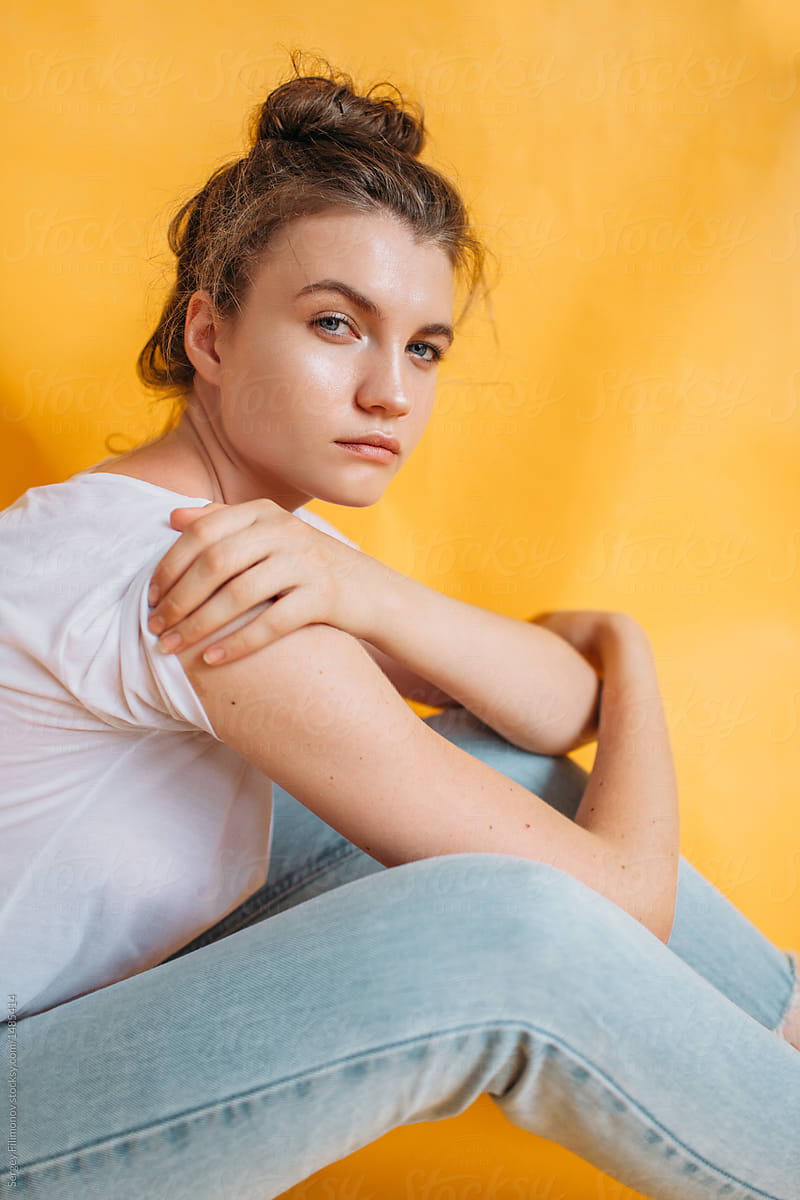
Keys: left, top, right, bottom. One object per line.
{"left": 136, "top": 50, "right": 492, "bottom": 423}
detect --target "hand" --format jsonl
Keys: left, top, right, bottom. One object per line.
{"left": 146, "top": 499, "right": 377, "bottom": 664}
{"left": 527, "top": 609, "right": 637, "bottom": 675}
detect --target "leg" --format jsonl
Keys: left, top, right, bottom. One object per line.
{"left": 424, "top": 708, "right": 800, "bottom": 1045}
{"left": 6, "top": 852, "right": 800, "bottom": 1199}
{"left": 165, "top": 706, "right": 800, "bottom": 1046}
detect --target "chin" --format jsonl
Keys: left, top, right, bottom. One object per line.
{"left": 312, "top": 478, "right": 388, "bottom": 509}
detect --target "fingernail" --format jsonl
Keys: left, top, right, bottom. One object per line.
{"left": 203, "top": 646, "right": 225, "bottom": 664}
{"left": 148, "top": 584, "right": 160, "bottom": 607}
{"left": 149, "top": 614, "right": 165, "bottom": 635}
{"left": 158, "top": 632, "right": 182, "bottom": 654}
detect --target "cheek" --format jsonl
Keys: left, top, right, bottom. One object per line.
{"left": 222, "top": 341, "right": 352, "bottom": 442}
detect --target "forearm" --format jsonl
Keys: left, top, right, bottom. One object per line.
{"left": 361, "top": 562, "right": 602, "bottom": 756}
{"left": 575, "top": 618, "right": 680, "bottom": 940}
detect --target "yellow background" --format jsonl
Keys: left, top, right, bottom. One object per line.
{"left": 4, "top": 2, "right": 800, "bottom": 1197}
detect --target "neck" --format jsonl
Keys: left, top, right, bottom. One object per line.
{"left": 180, "top": 409, "right": 226, "bottom": 503}
{"left": 153, "top": 385, "right": 313, "bottom": 512}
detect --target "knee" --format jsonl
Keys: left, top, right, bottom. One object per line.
{"left": 379, "top": 852, "right": 645, "bottom": 1032}
{"left": 389, "top": 850, "right": 602, "bottom": 954}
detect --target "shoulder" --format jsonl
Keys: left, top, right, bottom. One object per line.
{"left": 0, "top": 472, "right": 212, "bottom": 585}
{"left": 0, "top": 473, "right": 219, "bottom": 734}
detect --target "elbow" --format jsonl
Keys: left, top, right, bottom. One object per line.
{"left": 546, "top": 710, "right": 601, "bottom": 756}
{"left": 648, "top": 877, "right": 679, "bottom": 946}
{"left": 660, "top": 887, "right": 679, "bottom": 946}
{"left": 573, "top": 677, "right": 603, "bottom": 750}
{"left": 554, "top": 676, "right": 603, "bottom": 755}
{"left": 649, "top": 905, "right": 676, "bottom": 946}
{"left": 514, "top": 685, "right": 604, "bottom": 756}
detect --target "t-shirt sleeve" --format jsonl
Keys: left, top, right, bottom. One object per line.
{"left": 56, "top": 548, "right": 224, "bottom": 737}
{"left": 127, "top": 553, "right": 225, "bottom": 736}
{"left": 55, "top": 507, "right": 360, "bottom": 738}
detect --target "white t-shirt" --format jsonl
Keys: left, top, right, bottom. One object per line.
{"left": 0, "top": 469, "right": 360, "bottom": 1020}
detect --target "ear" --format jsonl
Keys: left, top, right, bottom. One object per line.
{"left": 184, "top": 289, "right": 227, "bottom": 386}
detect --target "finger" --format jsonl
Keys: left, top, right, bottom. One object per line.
{"left": 169, "top": 502, "right": 227, "bottom": 530}
{"left": 198, "top": 591, "right": 323, "bottom": 666}
{"left": 155, "top": 556, "right": 309, "bottom": 651}
{"left": 148, "top": 502, "right": 272, "bottom": 608}
{"left": 148, "top": 523, "right": 291, "bottom": 635}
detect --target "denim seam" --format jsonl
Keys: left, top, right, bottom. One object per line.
{"left": 7, "top": 1019, "right": 788, "bottom": 1199}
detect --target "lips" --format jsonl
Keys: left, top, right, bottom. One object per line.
{"left": 335, "top": 432, "right": 400, "bottom": 454}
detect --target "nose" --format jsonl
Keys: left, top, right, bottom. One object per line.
{"left": 355, "top": 346, "right": 412, "bottom": 418}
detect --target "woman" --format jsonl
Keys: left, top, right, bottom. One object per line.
{"left": 1, "top": 53, "right": 798, "bottom": 1200}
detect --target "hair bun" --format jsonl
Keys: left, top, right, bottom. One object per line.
{"left": 250, "top": 55, "right": 425, "bottom": 157}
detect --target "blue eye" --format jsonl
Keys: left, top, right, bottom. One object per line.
{"left": 311, "top": 315, "right": 445, "bottom": 364}
{"left": 313, "top": 314, "right": 350, "bottom": 335}
{"left": 408, "top": 341, "right": 443, "bottom": 364}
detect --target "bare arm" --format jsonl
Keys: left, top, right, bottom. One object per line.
{"left": 352, "top": 561, "right": 602, "bottom": 756}
{"left": 574, "top": 616, "right": 680, "bottom": 942}
{"left": 147, "top": 504, "right": 600, "bottom": 746}
{"left": 355, "top": 638, "right": 461, "bottom": 710}
{"left": 175, "top": 616, "right": 677, "bottom": 942}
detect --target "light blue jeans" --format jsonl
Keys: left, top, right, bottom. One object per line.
{"left": 3, "top": 707, "right": 799, "bottom": 1200}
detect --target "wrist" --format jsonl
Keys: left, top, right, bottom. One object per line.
{"left": 349, "top": 552, "right": 407, "bottom": 645}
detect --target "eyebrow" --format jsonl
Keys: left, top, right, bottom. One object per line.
{"left": 294, "top": 278, "right": 455, "bottom": 348}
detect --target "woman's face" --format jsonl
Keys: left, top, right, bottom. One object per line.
{"left": 187, "top": 206, "right": 456, "bottom": 511}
